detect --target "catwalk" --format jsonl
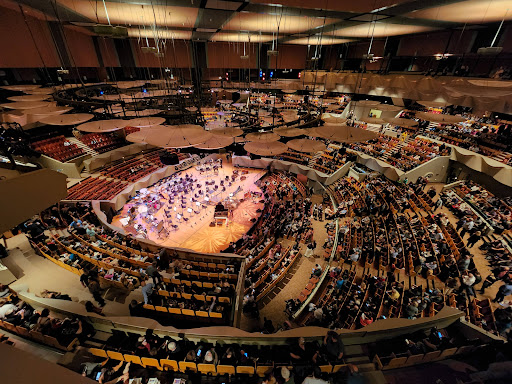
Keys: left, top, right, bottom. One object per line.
{"left": 112, "top": 161, "right": 266, "bottom": 253}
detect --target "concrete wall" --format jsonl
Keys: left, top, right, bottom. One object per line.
{"left": 401, "top": 156, "right": 451, "bottom": 183}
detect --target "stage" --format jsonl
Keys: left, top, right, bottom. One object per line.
{"left": 112, "top": 161, "right": 266, "bottom": 253}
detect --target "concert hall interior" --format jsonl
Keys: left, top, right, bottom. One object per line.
{"left": 1, "top": 1, "right": 512, "bottom": 384}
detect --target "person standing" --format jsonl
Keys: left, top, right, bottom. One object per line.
{"left": 466, "top": 231, "right": 481, "bottom": 248}
{"left": 460, "top": 218, "right": 474, "bottom": 238}
{"left": 493, "top": 281, "right": 512, "bottom": 304}
{"left": 145, "top": 261, "right": 161, "bottom": 286}
{"left": 141, "top": 278, "right": 154, "bottom": 304}
{"left": 434, "top": 197, "right": 443, "bottom": 212}
{"left": 480, "top": 267, "right": 510, "bottom": 294}
{"left": 88, "top": 279, "right": 105, "bottom": 307}
{"left": 305, "top": 241, "right": 316, "bottom": 258}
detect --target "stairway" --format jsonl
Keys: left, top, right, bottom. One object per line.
{"left": 365, "top": 124, "right": 382, "bottom": 133}
{"left": 428, "top": 121, "right": 438, "bottom": 130}
{"left": 66, "top": 137, "right": 98, "bottom": 158}
{"left": 380, "top": 136, "right": 414, "bottom": 162}
{"left": 308, "top": 152, "right": 323, "bottom": 168}
{"left": 45, "top": 228, "right": 70, "bottom": 238}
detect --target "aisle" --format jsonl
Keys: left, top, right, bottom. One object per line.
{"left": 241, "top": 194, "right": 329, "bottom": 331}
{"left": 429, "top": 183, "right": 500, "bottom": 305}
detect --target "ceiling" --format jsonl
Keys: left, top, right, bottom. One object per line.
{"left": 10, "top": 0, "right": 512, "bottom": 45}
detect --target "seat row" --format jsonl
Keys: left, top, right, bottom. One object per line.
{"left": 373, "top": 344, "right": 480, "bottom": 370}
{"left": 156, "top": 290, "right": 231, "bottom": 304}
{"left": 32, "top": 135, "right": 85, "bottom": 162}
{"left": 88, "top": 348, "right": 350, "bottom": 377}
{"left": 66, "top": 177, "right": 127, "bottom": 200}
{"left": 141, "top": 304, "right": 225, "bottom": 319}
{"left": 0, "top": 319, "right": 77, "bottom": 352}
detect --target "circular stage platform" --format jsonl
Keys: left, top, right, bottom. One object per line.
{"left": 112, "top": 161, "right": 266, "bottom": 253}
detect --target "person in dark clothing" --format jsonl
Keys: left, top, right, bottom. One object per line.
{"left": 127, "top": 300, "right": 143, "bottom": 317}
{"left": 323, "top": 331, "right": 344, "bottom": 362}
{"left": 480, "top": 267, "right": 510, "bottom": 294}
{"left": 25, "top": 220, "right": 47, "bottom": 242}
{"left": 466, "top": 231, "right": 481, "bottom": 248}
{"left": 494, "top": 283, "right": 512, "bottom": 303}
{"left": 80, "top": 270, "right": 90, "bottom": 288}
{"left": 157, "top": 248, "right": 170, "bottom": 270}
{"left": 88, "top": 279, "right": 105, "bottom": 307}
{"left": 145, "top": 261, "right": 161, "bottom": 286}
{"left": 263, "top": 317, "right": 275, "bottom": 334}
{"left": 219, "top": 348, "right": 238, "bottom": 365}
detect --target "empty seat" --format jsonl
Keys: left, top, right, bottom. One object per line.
{"left": 178, "top": 361, "right": 197, "bottom": 373}
{"left": 142, "top": 357, "right": 162, "bottom": 370}
{"left": 216, "top": 365, "right": 236, "bottom": 375}
{"left": 160, "top": 359, "right": 178, "bottom": 371}
{"left": 197, "top": 363, "right": 217, "bottom": 375}
{"left": 124, "top": 354, "right": 143, "bottom": 365}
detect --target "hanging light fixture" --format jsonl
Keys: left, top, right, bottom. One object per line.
{"left": 477, "top": 8, "right": 508, "bottom": 55}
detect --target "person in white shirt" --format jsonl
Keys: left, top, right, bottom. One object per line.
{"left": 0, "top": 303, "right": 17, "bottom": 319}
{"left": 460, "top": 219, "right": 474, "bottom": 238}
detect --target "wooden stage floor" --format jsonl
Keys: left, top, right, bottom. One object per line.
{"left": 112, "top": 163, "right": 265, "bottom": 253}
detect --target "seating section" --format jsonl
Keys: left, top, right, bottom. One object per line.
{"left": 0, "top": 292, "right": 82, "bottom": 352}
{"left": 66, "top": 177, "right": 127, "bottom": 200}
{"left": 124, "top": 126, "right": 141, "bottom": 135}
{"left": 100, "top": 157, "right": 159, "bottom": 182}
{"left": 293, "top": 175, "right": 498, "bottom": 334}
{"left": 99, "top": 149, "right": 189, "bottom": 182}
{"left": 309, "top": 144, "right": 348, "bottom": 174}
{"left": 348, "top": 136, "right": 450, "bottom": 171}
{"left": 443, "top": 181, "right": 512, "bottom": 235}
{"left": 40, "top": 208, "right": 242, "bottom": 327}
{"left": 31, "top": 135, "right": 84, "bottom": 162}
{"left": 79, "top": 132, "right": 125, "bottom": 153}
{"left": 419, "top": 114, "right": 512, "bottom": 165}
{"left": 370, "top": 323, "right": 490, "bottom": 371}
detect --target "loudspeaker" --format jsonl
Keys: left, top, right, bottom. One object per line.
{"left": 160, "top": 153, "right": 179, "bottom": 165}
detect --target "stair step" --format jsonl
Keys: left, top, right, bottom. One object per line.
{"left": 345, "top": 345, "right": 365, "bottom": 356}
{"left": 67, "top": 137, "right": 98, "bottom": 157}
{"left": 346, "top": 356, "right": 371, "bottom": 364}
{"left": 361, "top": 371, "right": 387, "bottom": 383}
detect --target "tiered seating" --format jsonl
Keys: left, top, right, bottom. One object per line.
{"left": 101, "top": 157, "right": 158, "bottom": 182}
{"left": 348, "top": 136, "right": 449, "bottom": 171}
{"left": 87, "top": 337, "right": 350, "bottom": 378}
{"left": 124, "top": 126, "right": 141, "bottom": 135}
{"left": 349, "top": 136, "right": 400, "bottom": 163}
{"left": 300, "top": 175, "right": 498, "bottom": 333}
{"left": 79, "top": 132, "right": 125, "bottom": 153}
{"left": 371, "top": 324, "right": 490, "bottom": 370}
{"left": 420, "top": 116, "right": 512, "bottom": 165}
{"left": 31, "top": 135, "right": 84, "bottom": 162}
{"left": 448, "top": 181, "right": 511, "bottom": 234}
{"left": 0, "top": 292, "right": 81, "bottom": 352}
{"left": 274, "top": 149, "right": 311, "bottom": 166}
{"left": 66, "top": 177, "right": 127, "bottom": 200}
